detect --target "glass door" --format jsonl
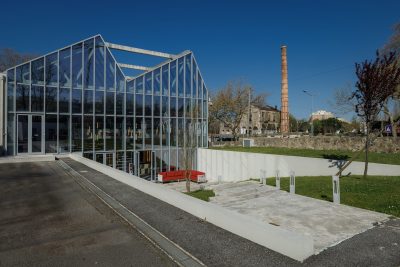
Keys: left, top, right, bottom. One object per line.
{"left": 17, "top": 114, "right": 44, "bottom": 154}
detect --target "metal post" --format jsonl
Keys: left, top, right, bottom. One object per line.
{"left": 332, "top": 175, "right": 340, "bottom": 204}
{"left": 290, "top": 171, "right": 295, "bottom": 194}
{"left": 275, "top": 170, "right": 280, "bottom": 190}
{"left": 247, "top": 88, "right": 251, "bottom": 138}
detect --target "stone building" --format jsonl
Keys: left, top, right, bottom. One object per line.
{"left": 310, "top": 110, "right": 334, "bottom": 122}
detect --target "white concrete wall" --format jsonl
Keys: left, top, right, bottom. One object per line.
{"left": 197, "top": 148, "right": 400, "bottom": 182}
{"left": 69, "top": 154, "right": 314, "bottom": 262}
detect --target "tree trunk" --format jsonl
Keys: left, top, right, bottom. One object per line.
{"left": 363, "top": 125, "right": 369, "bottom": 178}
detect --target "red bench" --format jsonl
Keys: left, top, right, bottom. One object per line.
{"left": 157, "top": 170, "right": 206, "bottom": 183}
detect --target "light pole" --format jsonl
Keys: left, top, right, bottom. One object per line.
{"left": 302, "top": 90, "right": 315, "bottom": 136}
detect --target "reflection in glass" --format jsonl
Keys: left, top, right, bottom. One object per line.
{"left": 136, "top": 76, "right": 143, "bottom": 94}
{"left": 153, "top": 118, "right": 161, "bottom": 147}
{"left": 95, "top": 90, "right": 104, "bottom": 114}
{"left": 116, "top": 93, "right": 124, "bottom": 115}
{"left": 7, "top": 69, "right": 15, "bottom": 112}
{"left": 170, "top": 97, "right": 176, "bottom": 117}
{"left": 126, "top": 93, "right": 134, "bottom": 115}
{"left": 185, "top": 54, "right": 191, "bottom": 97}
{"left": 16, "top": 84, "right": 30, "bottom": 112}
{"left": 17, "top": 115, "right": 28, "bottom": 153}
{"left": 72, "top": 43, "right": 83, "bottom": 88}
{"left": 178, "top": 119, "right": 184, "bottom": 147}
{"left": 170, "top": 61, "right": 176, "bottom": 96}
{"left": 162, "top": 65, "right": 168, "bottom": 95}
{"left": 162, "top": 96, "right": 169, "bottom": 117}
{"left": 154, "top": 68, "right": 160, "bottom": 95}
{"left": 178, "top": 98, "right": 184, "bottom": 117}
{"left": 153, "top": 95, "right": 160, "bottom": 117}
{"left": 95, "top": 36, "right": 105, "bottom": 90}
{"left": 46, "top": 53, "right": 58, "bottom": 86}
{"left": 59, "top": 88, "right": 70, "bottom": 113}
{"left": 95, "top": 116, "right": 104, "bottom": 150}
{"left": 45, "top": 115, "right": 57, "bottom": 153}
{"left": 161, "top": 118, "right": 169, "bottom": 146}
{"left": 145, "top": 73, "right": 152, "bottom": 94}
{"left": 84, "top": 38, "right": 94, "bottom": 89}
{"left": 59, "top": 48, "right": 71, "bottom": 87}
{"left": 116, "top": 117, "right": 124, "bottom": 150}
{"left": 135, "top": 117, "right": 143, "bottom": 149}
{"left": 72, "top": 89, "right": 82, "bottom": 113}
{"left": 126, "top": 117, "right": 134, "bottom": 150}
{"left": 144, "top": 95, "right": 152, "bottom": 116}
{"left": 170, "top": 118, "right": 177, "bottom": 146}
{"left": 116, "top": 68, "right": 124, "bottom": 92}
{"left": 16, "top": 63, "right": 30, "bottom": 84}
{"left": 84, "top": 90, "right": 93, "bottom": 114}
{"left": 59, "top": 115, "right": 69, "bottom": 153}
{"left": 178, "top": 58, "right": 184, "bottom": 97}
{"left": 106, "top": 50, "right": 115, "bottom": 90}
{"left": 105, "top": 117, "right": 114, "bottom": 150}
{"left": 71, "top": 116, "right": 82, "bottom": 151}
{"left": 127, "top": 80, "right": 134, "bottom": 93}
{"left": 135, "top": 94, "right": 143, "bottom": 116}
{"left": 46, "top": 87, "right": 57, "bottom": 113}
{"left": 84, "top": 116, "right": 93, "bottom": 151}
{"left": 106, "top": 92, "right": 114, "bottom": 114}
{"left": 31, "top": 86, "right": 44, "bottom": 112}
{"left": 31, "top": 58, "right": 44, "bottom": 85}
{"left": 144, "top": 118, "right": 152, "bottom": 149}
{"left": 31, "top": 116, "right": 42, "bottom": 153}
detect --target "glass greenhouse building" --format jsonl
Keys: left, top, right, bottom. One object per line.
{"left": 3, "top": 35, "right": 208, "bottom": 180}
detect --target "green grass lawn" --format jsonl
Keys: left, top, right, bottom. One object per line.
{"left": 264, "top": 175, "right": 400, "bottom": 217}
{"left": 185, "top": 189, "right": 215, "bottom": 202}
{"left": 212, "top": 146, "right": 400, "bottom": 165}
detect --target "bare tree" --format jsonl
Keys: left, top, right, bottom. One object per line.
{"left": 351, "top": 51, "right": 400, "bottom": 177}
{"left": 330, "top": 83, "right": 357, "bottom": 115}
{"left": 0, "top": 48, "right": 36, "bottom": 72}
{"left": 209, "top": 80, "right": 266, "bottom": 140}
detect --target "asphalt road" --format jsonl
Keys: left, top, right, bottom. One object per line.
{"left": 0, "top": 161, "right": 176, "bottom": 267}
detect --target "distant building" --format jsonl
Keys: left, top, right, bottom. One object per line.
{"left": 219, "top": 104, "right": 280, "bottom": 135}
{"left": 310, "top": 110, "right": 334, "bottom": 121}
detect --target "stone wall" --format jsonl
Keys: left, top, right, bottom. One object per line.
{"left": 250, "top": 136, "right": 400, "bottom": 153}
{"left": 211, "top": 136, "right": 400, "bottom": 153}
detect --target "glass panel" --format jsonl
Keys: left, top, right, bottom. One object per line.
{"left": 178, "top": 98, "right": 184, "bottom": 117}
{"left": 116, "top": 151, "right": 124, "bottom": 171}
{"left": 170, "top": 149, "right": 177, "bottom": 171}
{"left": 95, "top": 36, "right": 105, "bottom": 90}
{"left": 178, "top": 119, "right": 184, "bottom": 147}
{"left": 116, "top": 93, "right": 124, "bottom": 115}
{"left": 72, "top": 43, "right": 83, "bottom": 88}
{"left": 31, "top": 86, "right": 44, "bottom": 112}
{"left": 192, "top": 63, "right": 197, "bottom": 98}
{"left": 145, "top": 73, "right": 152, "bottom": 94}
{"left": 105, "top": 117, "right": 114, "bottom": 150}
{"left": 161, "top": 150, "right": 169, "bottom": 172}
{"left": 59, "top": 48, "right": 71, "bottom": 87}
{"left": 135, "top": 117, "right": 143, "bottom": 149}
{"left": 170, "top": 60, "right": 176, "bottom": 96}
{"left": 153, "top": 118, "right": 161, "bottom": 148}
{"left": 203, "top": 100, "right": 207, "bottom": 119}
{"left": 127, "top": 80, "right": 134, "bottom": 93}
{"left": 197, "top": 72, "right": 202, "bottom": 99}
{"left": 16, "top": 84, "right": 30, "bottom": 112}
{"left": 170, "top": 97, "right": 176, "bottom": 117}
{"left": 84, "top": 116, "right": 93, "bottom": 151}
{"left": 162, "top": 95, "right": 169, "bottom": 117}
{"left": 45, "top": 115, "right": 57, "bottom": 153}
{"left": 116, "top": 117, "right": 124, "bottom": 150}
{"left": 153, "top": 95, "right": 160, "bottom": 117}
{"left": 95, "top": 116, "right": 104, "bottom": 150}
{"left": 185, "top": 98, "right": 191, "bottom": 117}
{"left": 170, "top": 118, "right": 177, "bottom": 147}
{"left": 72, "top": 89, "right": 82, "bottom": 113}
{"left": 106, "top": 50, "right": 115, "bottom": 91}
{"left": 46, "top": 87, "right": 57, "bottom": 113}
{"left": 7, "top": 113, "right": 14, "bottom": 155}
{"left": 59, "top": 88, "right": 70, "bottom": 113}
{"left": 17, "top": 115, "right": 28, "bottom": 153}
{"left": 106, "top": 92, "right": 115, "bottom": 115}
{"left": 71, "top": 115, "right": 82, "bottom": 152}
{"left": 185, "top": 54, "right": 191, "bottom": 97}
{"left": 84, "top": 90, "right": 93, "bottom": 114}
{"left": 161, "top": 118, "right": 169, "bottom": 146}
{"left": 136, "top": 76, "right": 143, "bottom": 94}
{"left": 144, "top": 95, "right": 151, "bottom": 116}
{"left": 84, "top": 38, "right": 94, "bottom": 89}
{"left": 203, "top": 83, "right": 207, "bottom": 100}
{"left": 126, "top": 93, "right": 134, "bottom": 115}
{"left": 95, "top": 90, "right": 104, "bottom": 114}
{"left": 126, "top": 117, "right": 134, "bottom": 150}
{"left": 116, "top": 68, "right": 124, "bottom": 92}
{"left": 154, "top": 68, "right": 161, "bottom": 95}
{"left": 144, "top": 118, "right": 152, "bottom": 149}
{"left": 31, "top": 58, "right": 44, "bottom": 85}
{"left": 16, "top": 63, "right": 30, "bottom": 84}
{"left": 178, "top": 57, "right": 184, "bottom": 97}
{"left": 45, "top": 53, "right": 58, "bottom": 86}
{"left": 31, "top": 118, "right": 42, "bottom": 154}
{"left": 59, "top": 115, "right": 69, "bottom": 153}
{"left": 96, "top": 153, "right": 104, "bottom": 164}
{"left": 162, "top": 64, "right": 168, "bottom": 95}
{"left": 7, "top": 69, "right": 15, "bottom": 112}
{"left": 135, "top": 94, "right": 143, "bottom": 116}
{"left": 83, "top": 152, "right": 93, "bottom": 160}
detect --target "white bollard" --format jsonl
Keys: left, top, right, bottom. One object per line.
{"left": 332, "top": 175, "right": 340, "bottom": 204}
{"left": 290, "top": 171, "right": 295, "bottom": 194}
{"left": 275, "top": 170, "right": 280, "bottom": 190}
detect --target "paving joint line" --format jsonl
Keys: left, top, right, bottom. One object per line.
{"left": 57, "top": 159, "right": 205, "bottom": 267}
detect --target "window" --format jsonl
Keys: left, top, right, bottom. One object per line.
{"left": 84, "top": 116, "right": 93, "bottom": 151}
{"left": 116, "top": 68, "right": 124, "bottom": 92}
{"left": 59, "top": 115, "right": 69, "bottom": 153}
{"left": 7, "top": 69, "right": 15, "bottom": 112}
{"left": 95, "top": 116, "right": 104, "bottom": 150}
{"left": 31, "top": 58, "right": 44, "bottom": 85}
{"left": 136, "top": 76, "right": 143, "bottom": 94}
{"left": 84, "top": 38, "right": 94, "bottom": 89}
{"left": 126, "top": 93, "right": 134, "bottom": 115}
{"left": 95, "top": 90, "right": 104, "bottom": 114}
{"left": 59, "top": 48, "right": 71, "bottom": 87}
{"left": 145, "top": 72, "right": 152, "bottom": 94}
{"left": 116, "top": 117, "right": 124, "bottom": 150}
{"left": 135, "top": 94, "right": 143, "bottom": 116}
{"left": 153, "top": 95, "right": 161, "bottom": 117}
{"left": 71, "top": 116, "right": 82, "bottom": 151}
{"left": 46, "top": 53, "right": 58, "bottom": 86}
{"left": 72, "top": 89, "right": 82, "bottom": 113}
{"left": 46, "top": 87, "right": 57, "bottom": 113}
{"left": 105, "top": 117, "right": 114, "bottom": 150}
{"left": 178, "top": 58, "right": 184, "bottom": 97}
{"left": 185, "top": 54, "right": 191, "bottom": 97}
{"left": 59, "top": 88, "right": 70, "bottom": 113}
{"left": 72, "top": 43, "right": 83, "bottom": 88}
{"left": 95, "top": 36, "right": 105, "bottom": 90}
{"left": 154, "top": 68, "right": 161, "bottom": 95}
{"left": 31, "top": 86, "right": 44, "bottom": 112}
{"left": 106, "top": 92, "right": 114, "bottom": 115}
{"left": 106, "top": 50, "right": 115, "bottom": 91}
{"left": 162, "top": 65, "right": 168, "bottom": 95}
{"left": 116, "top": 93, "right": 124, "bottom": 115}
{"left": 16, "top": 84, "right": 30, "bottom": 112}
{"left": 144, "top": 95, "right": 152, "bottom": 116}
{"left": 16, "top": 63, "right": 30, "bottom": 84}
{"left": 170, "top": 61, "right": 176, "bottom": 96}
{"left": 45, "top": 115, "right": 57, "bottom": 153}
{"left": 84, "top": 90, "right": 93, "bottom": 114}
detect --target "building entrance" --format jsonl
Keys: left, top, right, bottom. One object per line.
{"left": 17, "top": 114, "right": 44, "bottom": 155}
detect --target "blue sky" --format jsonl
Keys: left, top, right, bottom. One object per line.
{"left": 1, "top": 0, "right": 399, "bottom": 120}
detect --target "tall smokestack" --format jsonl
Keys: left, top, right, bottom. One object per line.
{"left": 280, "top": 45, "right": 289, "bottom": 134}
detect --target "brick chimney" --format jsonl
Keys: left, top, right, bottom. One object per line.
{"left": 280, "top": 45, "right": 289, "bottom": 134}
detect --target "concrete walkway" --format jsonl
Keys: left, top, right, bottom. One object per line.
{"left": 205, "top": 181, "right": 389, "bottom": 253}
